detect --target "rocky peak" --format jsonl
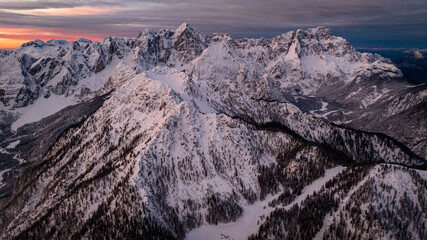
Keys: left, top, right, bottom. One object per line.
{"left": 45, "top": 39, "right": 68, "bottom": 47}
{"left": 294, "top": 26, "right": 333, "bottom": 42}
{"left": 412, "top": 50, "right": 424, "bottom": 59}
{"left": 173, "top": 23, "right": 207, "bottom": 63}
{"left": 0, "top": 49, "right": 11, "bottom": 57}
{"left": 136, "top": 28, "right": 160, "bottom": 47}
{"left": 137, "top": 28, "right": 157, "bottom": 40}
{"left": 19, "top": 39, "right": 46, "bottom": 49}
{"left": 174, "top": 22, "right": 194, "bottom": 36}
{"left": 309, "top": 26, "right": 333, "bottom": 40}
{"left": 77, "top": 38, "right": 92, "bottom": 44}
{"left": 269, "top": 31, "right": 294, "bottom": 57}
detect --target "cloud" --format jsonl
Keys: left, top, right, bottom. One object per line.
{"left": 0, "top": 0, "right": 426, "bottom": 49}
{"left": 4, "top": 6, "right": 119, "bottom": 16}
{"left": 0, "top": 0, "right": 124, "bottom": 10}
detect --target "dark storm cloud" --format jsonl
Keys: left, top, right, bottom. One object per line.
{"left": 0, "top": 0, "right": 426, "bottom": 48}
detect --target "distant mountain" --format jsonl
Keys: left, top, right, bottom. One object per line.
{"left": 0, "top": 23, "right": 425, "bottom": 240}
{"left": 394, "top": 50, "right": 427, "bottom": 84}
{"left": 359, "top": 48, "right": 427, "bottom": 84}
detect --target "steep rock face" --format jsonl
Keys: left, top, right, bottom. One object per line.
{"left": 173, "top": 23, "right": 207, "bottom": 63}
{"left": 0, "top": 37, "right": 133, "bottom": 108}
{"left": 0, "top": 24, "right": 426, "bottom": 239}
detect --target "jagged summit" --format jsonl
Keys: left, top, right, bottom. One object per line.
{"left": 19, "top": 39, "right": 46, "bottom": 48}
{"left": 77, "top": 38, "right": 92, "bottom": 43}
{"left": 412, "top": 50, "right": 424, "bottom": 59}
{"left": 175, "top": 22, "right": 193, "bottom": 35}
{"left": 134, "top": 23, "right": 196, "bottom": 42}
{"left": 305, "top": 26, "right": 333, "bottom": 38}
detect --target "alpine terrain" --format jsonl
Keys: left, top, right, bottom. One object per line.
{"left": 0, "top": 23, "right": 426, "bottom": 240}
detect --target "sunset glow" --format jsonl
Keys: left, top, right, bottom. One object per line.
{"left": 4, "top": 6, "right": 116, "bottom": 16}
{"left": 0, "top": 38, "right": 28, "bottom": 49}
{"left": 0, "top": 0, "right": 425, "bottom": 49}
{"left": 0, "top": 27, "right": 103, "bottom": 49}
{"left": 0, "top": 5, "right": 115, "bottom": 49}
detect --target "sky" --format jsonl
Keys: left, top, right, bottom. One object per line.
{"left": 0, "top": 0, "right": 426, "bottom": 50}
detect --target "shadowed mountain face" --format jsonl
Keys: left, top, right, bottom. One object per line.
{"left": 394, "top": 50, "right": 427, "bottom": 84}
{"left": 0, "top": 24, "right": 425, "bottom": 240}
{"left": 359, "top": 48, "right": 427, "bottom": 84}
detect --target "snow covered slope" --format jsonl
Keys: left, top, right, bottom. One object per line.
{"left": 250, "top": 164, "right": 426, "bottom": 240}
{"left": 187, "top": 166, "right": 346, "bottom": 240}
{"left": 322, "top": 164, "right": 426, "bottom": 240}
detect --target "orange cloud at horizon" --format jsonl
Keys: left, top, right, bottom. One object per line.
{"left": 0, "top": 38, "right": 28, "bottom": 50}
{"left": 4, "top": 6, "right": 115, "bottom": 16}
{"left": 0, "top": 5, "right": 121, "bottom": 49}
{"left": 0, "top": 27, "right": 104, "bottom": 50}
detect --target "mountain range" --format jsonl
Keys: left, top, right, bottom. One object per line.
{"left": 0, "top": 23, "right": 426, "bottom": 240}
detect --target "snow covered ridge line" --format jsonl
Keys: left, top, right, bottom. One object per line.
{"left": 0, "top": 22, "right": 400, "bottom": 110}
{"left": 144, "top": 65, "right": 425, "bottom": 168}
{"left": 210, "top": 96, "right": 425, "bottom": 168}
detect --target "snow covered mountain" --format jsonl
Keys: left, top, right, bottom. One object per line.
{"left": 0, "top": 23, "right": 426, "bottom": 239}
